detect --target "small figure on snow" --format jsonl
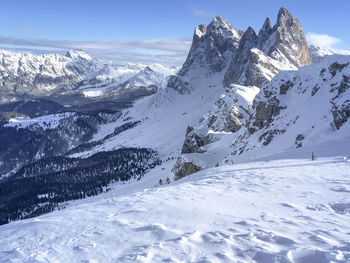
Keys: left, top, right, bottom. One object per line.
{"left": 159, "top": 179, "right": 163, "bottom": 185}
{"left": 312, "top": 152, "right": 315, "bottom": 161}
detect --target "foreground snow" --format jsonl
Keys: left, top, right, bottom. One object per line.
{"left": 1, "top": 157, "right": 349, "bottom": 262}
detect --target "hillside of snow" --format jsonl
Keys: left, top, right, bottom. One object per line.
{"left": 0, "top": 157, "right": 349, "bottom": 262}
{"left": 171, "top": 54, "right": 350, "bottom": 179}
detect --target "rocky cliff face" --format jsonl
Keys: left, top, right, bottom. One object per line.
{"left": 167, "top": 16, "right": 244, "bottom": 94}
{"left": 180, "top": 16, "right": 243, "bottom": 75}
{"left": 169, "top": 8, "right": 311, "bottom": 97}
{"left": 223, "top": 7, "right": 311, "bottom": 87}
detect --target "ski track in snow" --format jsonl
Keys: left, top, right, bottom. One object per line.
{"left": 1, "top": 158, "right": 350, "bottom": 263}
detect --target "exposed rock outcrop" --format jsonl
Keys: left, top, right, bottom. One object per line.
{"left": 181, "top": 126, "right": 213, "bottom": 154}
{"left": 173, "top": 157, "right": 202, "bottom": 181}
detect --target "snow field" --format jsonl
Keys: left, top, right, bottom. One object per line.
{"left": 1, "top": 157, "right": 349, "bottom": 262}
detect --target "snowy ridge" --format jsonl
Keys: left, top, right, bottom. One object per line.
{"left": 0, "top": 49, "right": 178, "bottom": 103}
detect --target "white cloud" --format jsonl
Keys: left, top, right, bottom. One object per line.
{"left": 193, "top": 8, "right": 214, "bottom": 19}
{"left": 188, "top": 1, "right": 214, "bottom": 19}
{"left": 0, "top": 36, "right": 192, "bottom": 66}
{"left": 306, "top": 32, "right": 341, "bottom": 49}
{"left": 306, "top": 32, "right": 350, "bottom": 55}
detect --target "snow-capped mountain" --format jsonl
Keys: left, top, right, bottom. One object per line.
{"left": 79, "top": 63, "right": 179, "bottom": 98}
{"left": 309, "top": 45, "right": 335, "bottom": 63}
{"left": 0, "top": 49, "right": 178, "bottom": 104}
{"left": 0, "top": 49, "right": 101, "bottom": 104}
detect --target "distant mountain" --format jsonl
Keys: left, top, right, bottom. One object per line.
{"left": 0, "top": 49, "right": 178, "bottom": 104}
{"left": 78, "top": 63, "right": 179, "bottom": 99}
{"left": 0, "top": 49, "right": 101, "bottom": 104}
{"left": 309, "top": 45, "right": 335, "bottom": 63}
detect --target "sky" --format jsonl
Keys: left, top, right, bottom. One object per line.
{"left": 0, "top": 0, "right": 349, "bottom": 65}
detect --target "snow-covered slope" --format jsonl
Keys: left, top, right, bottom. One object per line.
{"left": 0, "top": 7, "right": 349, "bottom": 262}
{"left": 1, "top": 157, "right": 349, "bottom": 262}
{"left": 173, "top": 54, "right": 350, "bottom": 178}
{"left": 69, "top": 73, "right": 228, "bottom": 160}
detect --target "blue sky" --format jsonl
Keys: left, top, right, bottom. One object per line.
{"left": 0, "top": 0, "right": 349, "bottom": 65}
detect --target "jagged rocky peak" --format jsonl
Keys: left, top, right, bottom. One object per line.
{"left": 223, "top": 7, "right": 312, "bottom": 87}
{"left": 179, "top": 16, "right": 243, "bottom": 75}
{"left": 206, "top": 16, "right": 243, "bottom": 51}
{"left": 258, "top": 17, "right": 273, "bottom": 43}
{"left": 276, "top": 7, "right": 293, "bottom": 26}
{"left": 168, "top": 16, "right": 243, "bottom": 94}
{"left": 240, "top": 26, "right": 259, "bottom": 49}
{"left": 208, "top": 16, "right": 231, "bottom": 29}
{"left": 169, "top": 7, "right": 312, "bottom": 94}
{"left": 271, "top": 7, "right": 312, "bottom": 67}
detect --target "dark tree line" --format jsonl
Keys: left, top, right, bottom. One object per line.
{"left": 0, "top": 148, "right": 161, "bottom": 225}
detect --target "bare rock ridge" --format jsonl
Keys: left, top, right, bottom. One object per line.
{"left": 224, "top": 7, "right": 312, "bottom": 87}
{"left": 168, "top": 7, "right": 312, "bottom": 94}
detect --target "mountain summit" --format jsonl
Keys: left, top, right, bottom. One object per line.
{"left": 169, "top": 7, "right": 311, "bottom": 94}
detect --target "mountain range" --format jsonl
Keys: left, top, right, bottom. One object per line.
{"left": 0, "top": 8, "right": 349, "bottom": 258}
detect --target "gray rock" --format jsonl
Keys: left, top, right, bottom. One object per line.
{"left": 173, "top": 157, "right": 202, "bottom": 181}
{"left": 332, "top": 101, "right": 350, "bottom": 129}
{"left": 295, "top": 134, "right": 305, "bottom": 148}
{"left": 181, "top": 126, "right": 212, "bottom": 154}
{"left": 253, "top": 98, "right": 281, "bottom": 128}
